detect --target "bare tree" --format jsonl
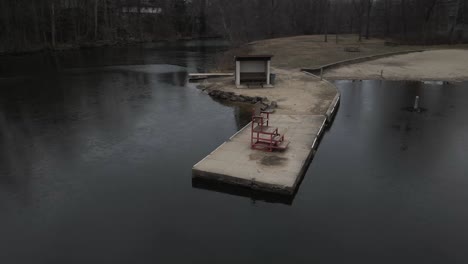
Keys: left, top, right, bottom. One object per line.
{"left": 449, "top": 0, "right": 462, "bottom": 43}
{"left": 324, "top": 0, "right": 330, "bottom": 42}
{"left": 94, "top": 0, "right": 99, "bottom": 40}
{"left": 137, "top": 0, "right": 142, "bottom": 39}
{"left": 216, "top": 0, "right": 233, "bottom": 42}
{"left": 420, "top": 0, "right": 440, "bottom": 44}
{"left": 382, "top": 0, "right": 392, "bottom": 38}
{"left": 365, "top": 0, "right": 374, "bottom": 39}
{"left": 51, "top": 0, "right": 56, "bottom": 48}
{"left": 352, "top": 0, "right": 366, "bottom": 41}
{"left": 401, "top": 0, "right": 408, "bottom": 41}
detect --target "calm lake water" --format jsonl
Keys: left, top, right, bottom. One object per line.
{"left": 1, "top": 42, "right": 467, "bottom": 264}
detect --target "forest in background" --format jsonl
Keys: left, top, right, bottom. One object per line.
{"left": 1, "top": 0, "right": 467, "bottom": 54}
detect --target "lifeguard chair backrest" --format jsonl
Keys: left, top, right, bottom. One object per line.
{"left": 253, "top": 102, "right": 263, "bottom": 117}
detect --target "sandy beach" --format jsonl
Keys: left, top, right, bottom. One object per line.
{"left": 325, "top": 49, "right": 468, "bottom": 81}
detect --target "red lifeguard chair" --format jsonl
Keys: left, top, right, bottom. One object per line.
{"left": 251, "top": 103, "right": 289, "bottom": 152}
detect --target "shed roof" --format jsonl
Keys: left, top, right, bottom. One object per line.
{"left": 235, "top": 55, "right": 273, "bottom": 61}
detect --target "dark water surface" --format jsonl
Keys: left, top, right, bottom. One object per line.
{"left": 1, "top": 43, "right": 468, "bottom": 263}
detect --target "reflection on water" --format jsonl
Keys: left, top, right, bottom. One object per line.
{"left": 192, "top": 178, "right": 295, "bottom": 205}
{"left": 1, "top": 42, "right": 468, "bottom": 264}
{"left": 0, "top": 40, "right": 229, "bottom": 78}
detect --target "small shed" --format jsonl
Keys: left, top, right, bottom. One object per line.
{"left": 235, "top": 55, "right": 273, "bottom": 87}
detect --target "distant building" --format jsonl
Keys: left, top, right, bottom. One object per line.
{"left": 121, "top": 6, "right": 162, "bottom": 14}
{"left": 55, "top": 0, "right": 79, "bottom": 9}
{"left": 121, "top": 0, "right": 163, "bottom": 15}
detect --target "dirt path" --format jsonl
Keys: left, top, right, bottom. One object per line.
{"left": 325, "top": 49, "right": 468, "bottom": 81}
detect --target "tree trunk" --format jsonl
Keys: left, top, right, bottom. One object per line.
{"left": 138, "top": 0, "right": 142, "bottom": 40}
{"left": 357, "top": 11, "right": 363, "bottom": 42}
{"left": 32, "top": 2, "right": 41, "bottom": 44}
{"left": 104, "top": 0, "right": 109, "bottom": 40}
{"left": 0, "top": 2, "right": 8, "bottom": 36}
{"left": 94, "top": 0, "right": 99, "bottom": 40}
{"left": 269, "top": 0, "right": 280, "bottom": 38}
{"left": 384, "top": 0, "right": 391, "bottom": 38}
{"left": 352, "top": 0, "right": 364, "bottom": 42}
{"left": 449, "top": 0, "right": 462, "bottom": 43}
{"left": 217, "top": 2, "right": 233, "bottom": 42}
{"left": 365, "top": 0, "right": 373, "bottom": 39}
{"left": 199, "top": 0, "right": 207, "bottom": 36}
{"left": 324, "top": 1, "right": 330, "bottom": 42}
{"left": 73, "top": 3, "right": 79, "bottom": 43}
{"left": 401, "top": 0, "right": 408, "bottom": 42}
{"left": 335, "top": 2, "right": 340, "bottom": 44}
{"left": 51, "top": 1, "right": 56, "bottom": 48}
{"left": 422, "top": 0, "right": 439, "bottom": 45}
{"left": 40, "top": 2, "right": 47, "bottom": 46}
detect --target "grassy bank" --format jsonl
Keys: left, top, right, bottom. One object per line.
{"left": 215, "top": 34, "right": 468, "bottom": 71}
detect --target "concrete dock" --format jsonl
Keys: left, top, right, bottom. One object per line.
{"left": 192, "top": 114, "right": 329, "bottom": 195}
{"left": 188, "top": 73, "right": 234, "bottom": 81}
{"left": 192, "top": 64, "right": 340, "bottom": 195}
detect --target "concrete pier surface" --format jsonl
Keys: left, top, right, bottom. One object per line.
{"left": 193, "top": 115, "right": 328, "bottom": 194}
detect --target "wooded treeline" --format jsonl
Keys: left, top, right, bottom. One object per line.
{"left": 213, "top": 0, "right": 468, "bottom": 44}
{"left": 1, "top": 0, "right": 467, "bottom": 54}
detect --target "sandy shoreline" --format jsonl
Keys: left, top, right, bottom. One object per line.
{"left": 325, "top": 49, "right": 468, "bottom": 81}
{"left": 201, "top": 38, "right": 468, "bottom": 114}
